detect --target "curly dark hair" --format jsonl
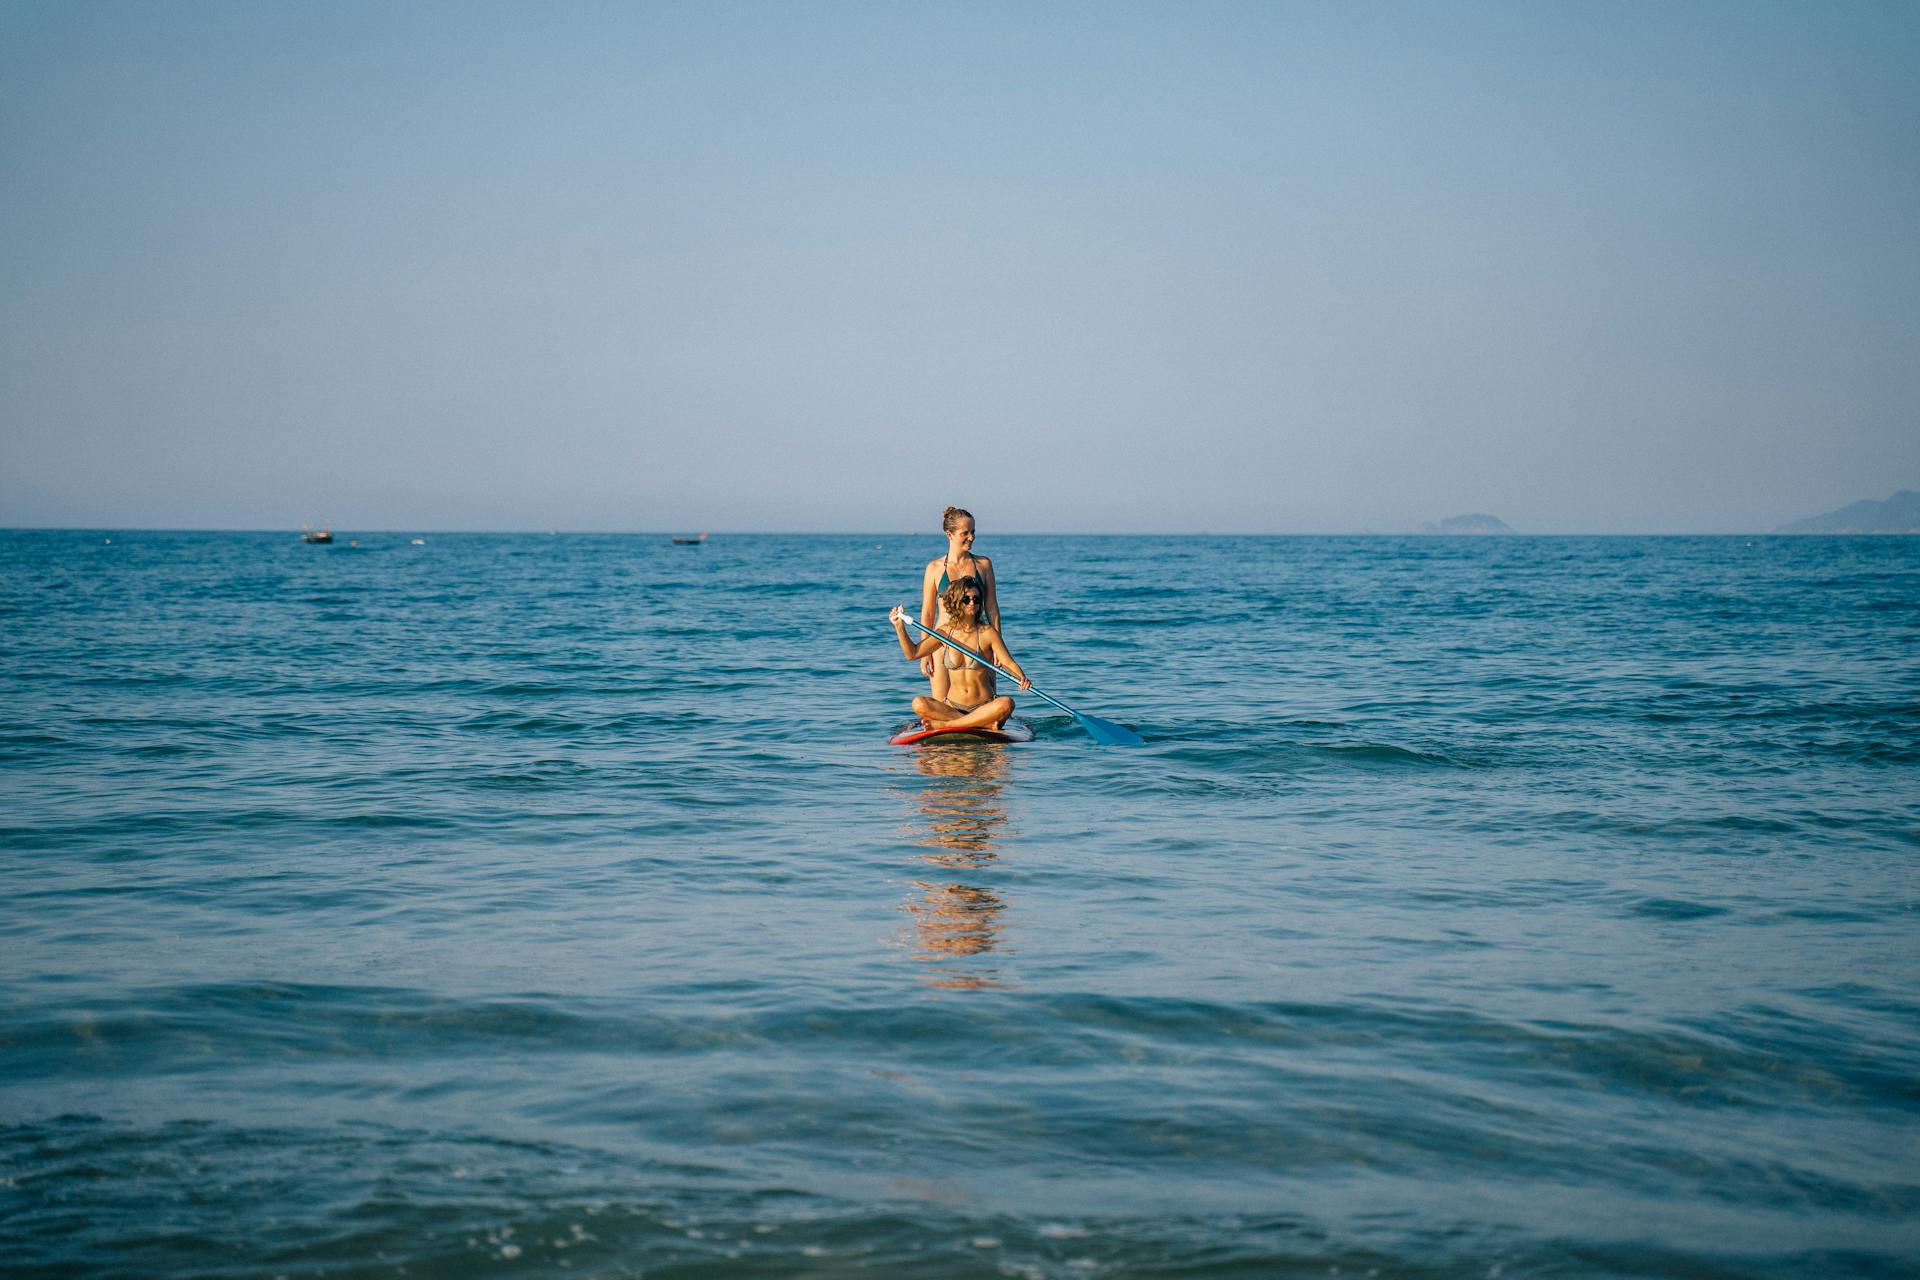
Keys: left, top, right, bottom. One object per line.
{"left": 941, "top": 574, "right": 984, "bottom": 619}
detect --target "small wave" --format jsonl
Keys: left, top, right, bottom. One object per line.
{"left": 465, "top": 760, "right": 598, "bottom": 791}
{"left": 732, "top": 581, "right": 828, "bottom": 596}
{"left": 1315, "top": 742, "right": 1463, "bottom": 767}
{"left": 14, "top": 984, "right": 1904, "bottom": 1117}
{"left": 1627, "top": 897, "right": 1730, "bottom": 921}
{"left": 0, "top": 1114, "right": 1706, "bottom": 1280}
{"left": 0, "top": 730, "right": 72, "bottom": 750}
{"left": 459, "top": 709, "right": 588, "bottom": 735}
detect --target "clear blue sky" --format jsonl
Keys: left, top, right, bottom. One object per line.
{"left": 2, "top": 0, "right": 1915, "bottom": 532}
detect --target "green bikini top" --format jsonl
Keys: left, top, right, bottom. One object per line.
{"left": 936, "top": 553, "right": 983, "bottom": 596}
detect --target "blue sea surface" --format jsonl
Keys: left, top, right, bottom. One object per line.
{"left": 2, "top": 530, "right": 1917, "bottom": 1278}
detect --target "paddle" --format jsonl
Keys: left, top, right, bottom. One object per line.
{"left": 895, "top": 614, "right": 1145, "bottom": 747}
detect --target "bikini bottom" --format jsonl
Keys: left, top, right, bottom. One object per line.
{"left": 944, "top": 693, "right": 1000, "bottom": 714}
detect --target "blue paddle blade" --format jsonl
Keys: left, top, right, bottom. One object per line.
{"left": 1074, "top": 711, "right": 1145, "bottom": 747}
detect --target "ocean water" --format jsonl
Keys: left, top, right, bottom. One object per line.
{"left": 2, "top": 529, "right": 1916, "bottom": 1279}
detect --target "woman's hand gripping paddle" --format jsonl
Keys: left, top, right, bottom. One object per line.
{"left": 893, "top": 613, "right": 1145, "bottom": 746}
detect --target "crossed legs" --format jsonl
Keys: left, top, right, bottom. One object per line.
{"left": 911, "top": 694, "right": 1015, "bottom": 731}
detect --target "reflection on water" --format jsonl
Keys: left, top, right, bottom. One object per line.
{"left": 896, "top": 744, "right": 1016, "bottom": 990}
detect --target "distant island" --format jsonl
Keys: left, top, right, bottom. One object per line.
{"left": 1776, "top": 490, "right": 1920, "bottom": 534}
{"left": 1418, "top": 513, "right": 1514, "bottom": 535}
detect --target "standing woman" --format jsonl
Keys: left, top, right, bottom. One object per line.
{"left": 919, "top": 507, "right": 1001, "bottom": 702}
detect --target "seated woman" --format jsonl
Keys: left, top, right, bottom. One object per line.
{"left": 890, "top": 575, "right": 1030, "bottom": 732}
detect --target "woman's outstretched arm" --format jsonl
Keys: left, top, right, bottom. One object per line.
{"left": 890, "top": 606, "right": 942, "bottom": 661}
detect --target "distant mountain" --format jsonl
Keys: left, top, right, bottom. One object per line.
{"left": 1418, "top": 513, "right": 1514, "bottom": 535}
{"left": 1776, "top": 490, "right": 1920, "bottom": 534}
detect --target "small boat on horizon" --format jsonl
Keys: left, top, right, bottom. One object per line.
{"left": 672, "top": 532, "right": 708, "bottom": 545}
{"left": 301, "top": 525, "right": 333, "bottom": 544}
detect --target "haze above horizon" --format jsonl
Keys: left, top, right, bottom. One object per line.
{"left": 3, "top": 1, "right": 1915, "bottom": 535}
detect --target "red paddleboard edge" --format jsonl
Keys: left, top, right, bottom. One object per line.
{"left": 889, "top": 717, "right": 1034, "bottom": 746}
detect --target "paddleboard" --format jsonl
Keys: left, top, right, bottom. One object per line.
{"left": 889, "top": 717, "right": 1034, "bottom": 746}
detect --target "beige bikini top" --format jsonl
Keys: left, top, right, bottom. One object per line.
{"left": 942, "top": 646, "right": 984, "bottom": 671}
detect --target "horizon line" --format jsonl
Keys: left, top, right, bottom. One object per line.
{"left": 2, "top": 525, "right": 1895, "bottom": 539}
